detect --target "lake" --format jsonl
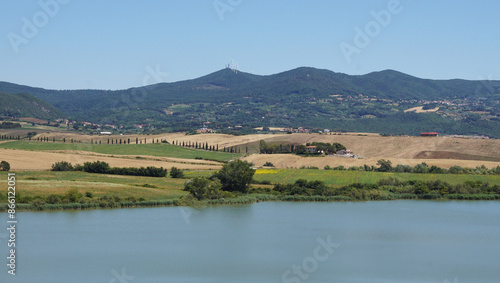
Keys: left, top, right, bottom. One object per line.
{"left": 1, "top": 201, "right": 499, "bottom": 282}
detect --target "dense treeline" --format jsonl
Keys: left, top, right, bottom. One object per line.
{"left": 268, "top": 178, "right": 500, "bottom": 201}
{"left": 51, "top": 161, "right": 167, "bottom": 177}
{"left": 324, "top": 159, "right": 500, "bottom": 175}
{"left": 259, "top": 140, "right": 346, "bottom": 155}
{"left": 0, "top": 122, "right": 21, "bottom": 129}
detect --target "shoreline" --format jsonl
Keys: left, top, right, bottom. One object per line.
{"left": 2, "top": 193, "right": 499, "bottom": 212}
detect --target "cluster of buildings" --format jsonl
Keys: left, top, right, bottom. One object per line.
{"left": 283, "top": 127, "right": 311, "bottom": 133}
{"left": 55, "top": 119, "right": 119, "bottom": 130}
{"left": 305, "top": 146, "right": 354, "bottom": 157}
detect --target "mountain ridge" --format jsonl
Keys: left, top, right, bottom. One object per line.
{"left": 0, "top": 67, "right": 499, "bottom": 137}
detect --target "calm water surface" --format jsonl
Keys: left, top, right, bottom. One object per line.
{"left": 1, "top": 201, "right": 499, "bottom": 282}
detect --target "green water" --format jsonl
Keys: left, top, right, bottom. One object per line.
{"left": 1, "top": 201, "right": 499, "bottom": 282}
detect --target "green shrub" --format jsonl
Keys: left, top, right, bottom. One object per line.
{"left": 184, "top": 177, "right": 223, "bottom": 200}
{"left": 83, "top": 161, "right": 110, "bottom": 174}
{"left": 0, "top": 160, "right": 10, "bottom": 171}
{"left": 51, "top": 161, "right": 74, "bottom": 171}
{"left": 170, "top": 167, "right": 185, "bottom": 178}
{"left": 46, "top": 194, "right": 61, "bottom": 204}
{"left": 65, "top": 189, "right": 82, "bottom": 203}
{"left": 73, "top": 164, "right": 84, "bottom": 171}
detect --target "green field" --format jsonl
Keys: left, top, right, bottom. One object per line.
{"left": 252, "top": 169, "right": 500, "bottom": 187}
{"left": 184, "top": 168, "right": 500, "bottom": 187}
{"left": 0, "top": 171, "right": 187, "bottom": 201}
{"left": 0, "top": 141, "right": 242, "bottom": 161}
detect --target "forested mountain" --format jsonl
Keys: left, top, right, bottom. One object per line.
{"left": 0, "top": 91, "right": 65, "bottom": 120}
{"left": 1, "top": 67, "right": 499, "bottom": 136}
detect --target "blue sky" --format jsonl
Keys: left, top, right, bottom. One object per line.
{"left": 1, "top": 0, "right": 499, "bottom": 90}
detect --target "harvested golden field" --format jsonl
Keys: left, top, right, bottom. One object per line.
{"left": 23, "top": 132, "right": 500, "bottom": 168}
{"left": 35, "top": 132, "right": 271, "bottom": 149}
{"left": 0, "top": 148, "right": 221, "bottom": 170}
{"left": 256, "top": 134, "right": 500, "bottom": 159}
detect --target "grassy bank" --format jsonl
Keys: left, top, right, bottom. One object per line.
{"left": 0, "top": 141, "right": 242, "bottom": 161}
{"left": 251, "top": 168, "right": 500, "bottom": 187}
{"left": 0, "top": 171, "right": 187, "bottom": 201}
{"left": 0, "top": 199, "right": 178, "bottom": 211}
{"left": 1, "top": 169, "right": 499, "bottom": 212}
{"left": 185, "top": 168, "right": 500, "bottom": 186}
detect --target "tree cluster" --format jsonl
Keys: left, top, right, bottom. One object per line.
{"left": 306, "top": 142, "right": 346, "bottom": 155}
{"left": 274, "top": 179, "right": 329, "bottom": 196}
{"left": 269, "top": 177, "right": 500, "bottom": 201}
{"left": 50, "top": 160, "right": 167, "bottom": 177}
{"left": 323, "top": 159, "right": 500, "bottom": 175}
{"left": 183, "top": 160, "right": 255, "bottom": 200}
{"left": 0, "top": 122, "right": 21, "bottom": 129}
{"left": 259, "top": 140, "right": 346, "bottom": 155}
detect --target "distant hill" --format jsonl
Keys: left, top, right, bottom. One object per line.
{"left": 0, "top": 91, "right": 65, "bottom": 120}
{"left": 1, "top": 67, "right": 499, "bottom": 136}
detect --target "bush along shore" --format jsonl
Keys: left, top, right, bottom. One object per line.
{"left": 1, "top": 180, "right": 499, "bottom": 212}
{"left": 2, "top": 159, "right": 499, "bottom": 212}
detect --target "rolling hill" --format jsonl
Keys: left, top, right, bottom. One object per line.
{"left": 0, "top": 91, "right": 65, "bottom": 120}
{"left": 1, "top": 67, "right": 499, "bottom": 136}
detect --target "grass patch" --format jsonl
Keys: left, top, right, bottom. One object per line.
{"left": 0, "top": 171, "right": 188, "bottom": 201}
{"left": 0, "top": 141, "right": 242, "bottom": 162}
{"left": 253, "top": 168, "right": 500, "bottom": 187}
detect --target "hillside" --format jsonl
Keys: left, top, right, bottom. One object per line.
{"left": 1, "top": 132, "right": 499, "bottom": 171}
{"left": 1, "top": 67, "right": 499, "bottom": 136}
{"left": 0, "top": 91, "right": 65, "bottom": 120}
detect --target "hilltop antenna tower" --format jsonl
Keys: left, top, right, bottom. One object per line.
{"left": 227, "top": 59, "right": 239, "bottom": 73}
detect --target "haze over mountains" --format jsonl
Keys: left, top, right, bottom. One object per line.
{"left": 1, "top": 67, "right": 499, "bottom": 137}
